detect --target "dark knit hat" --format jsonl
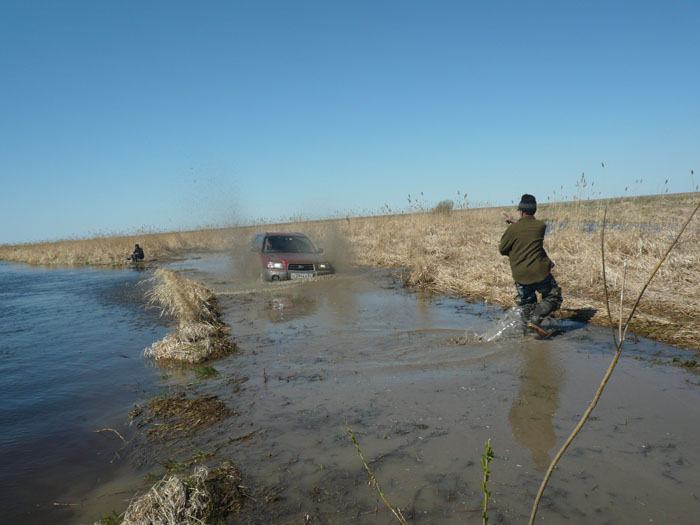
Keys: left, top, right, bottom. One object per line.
{"left": 517, "top": 194, "right": 537, "bottom": 214}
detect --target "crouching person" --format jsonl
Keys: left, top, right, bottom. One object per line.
{"left": 130, "top": 243, "right": 144, "bottom": 263}
{"left": 500, "top": 194, "right": 562, "bottom": 337}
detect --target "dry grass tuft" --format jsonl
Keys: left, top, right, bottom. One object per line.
{"left": 144, "top": 269, "right": 235, "bottom": 363}
{"left": 117, "top": 463, "right": 244, "bottom": 525}
{"left": 146, "top": 269, "right": 220, "bottom": 325}
{"left": 145, "top": 324, "right": 233, "bottom": 364}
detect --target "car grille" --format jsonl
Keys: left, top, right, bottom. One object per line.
{"left": 287, "top": 263, "right": 314, "bottom": 271}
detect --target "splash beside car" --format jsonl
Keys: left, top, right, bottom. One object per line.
{"left": 245, "top": 232, "right": 334, "bottom": 281}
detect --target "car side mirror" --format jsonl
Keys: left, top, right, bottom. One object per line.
{"left": 317, "top": 248, "right": 324, "bottom": 254}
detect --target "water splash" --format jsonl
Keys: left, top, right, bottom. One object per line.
{"left": 473, "top": 307, "right": 524, "bottom": 342}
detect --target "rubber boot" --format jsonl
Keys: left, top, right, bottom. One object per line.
{"left": 530, "top": 286, "right": 563, "bottom": 326}
{"left": 529, "top": 301, "right": 551, "bottom": 327}
{"left": 519, "top": 303, "right": 536, "bottom": 336}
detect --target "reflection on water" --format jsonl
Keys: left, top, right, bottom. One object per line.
{"left": 260, "top": 294, "right": 318, "bottom": 323}
{"left": 509, "top": 344, "right": 562, "bottom": 471}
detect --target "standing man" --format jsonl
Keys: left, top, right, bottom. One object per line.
{"left": 499, "top": 194, "right": 562, "bottom": 338}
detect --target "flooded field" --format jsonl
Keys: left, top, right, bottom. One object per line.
{"left": 129, "top": 253, "right": 700, "bottom": 524}
{"left": 4, "top": 255, "right": 699, "bottom": 524}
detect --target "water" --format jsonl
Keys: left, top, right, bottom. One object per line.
{"left": 476, "top": 306, "right": 524, "bottom": 342}
{"left": 2, "top": 255, "right": 699, "bottom": 523}
{"left": 159, "top": 254, "right": 700, "bottom": 524}
{"left": 0, "top": 262, "right": 167, "bottom": 524}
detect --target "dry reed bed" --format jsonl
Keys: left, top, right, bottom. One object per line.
{"left": 145, "top": 269, "right": 235, "bottom": 363}
{"left": 0, "top": 228, "right": 238, "bottom": 266}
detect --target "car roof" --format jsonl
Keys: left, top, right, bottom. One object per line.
{"left": 254, "top": 232, "right": 309, "bottom": 237}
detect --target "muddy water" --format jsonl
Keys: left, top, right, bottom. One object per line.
{"left": 150, "top": 253, "right": 700, "bottom": 524}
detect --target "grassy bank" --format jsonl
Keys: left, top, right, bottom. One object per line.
{"left": 2, "top": 193, "right": 699, "bottom": 350}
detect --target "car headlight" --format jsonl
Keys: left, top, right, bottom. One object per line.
{"left": 318, "top": 263, "right": 329, "bottom": 270}
{"left": 267, "top": 261, "right": 284, "bottom": 269}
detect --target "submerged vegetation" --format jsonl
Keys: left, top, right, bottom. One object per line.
{"left": 143, "top": 392, "right": 231, "bottom": 441}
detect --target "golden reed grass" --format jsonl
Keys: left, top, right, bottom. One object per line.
{"left": 0, "top": 228, "right": 237, "bottom": 266}
{"left": 144, "top": 269, "right": 234, "bottom": 363}
{"left": 2, "top": 193, "right": 698, "bottom": 349}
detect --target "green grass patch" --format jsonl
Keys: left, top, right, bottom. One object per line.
{"left": 194, "top": 365, "right": 218, "bottom": 378}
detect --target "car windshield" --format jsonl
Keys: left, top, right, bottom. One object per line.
{"left": 263, "top": 236, "right": 315, "bottom": 254}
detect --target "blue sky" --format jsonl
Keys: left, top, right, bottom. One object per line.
{"left": 1, "top": 1, "right": 699, "bottom": 244}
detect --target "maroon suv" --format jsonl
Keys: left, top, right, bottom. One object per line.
{"left": 245, "top": 232, "right": 334, "bottom": 281}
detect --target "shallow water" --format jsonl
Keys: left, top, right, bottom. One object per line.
{"left": 5, "top": 254, "right": 699, "bottom": 524}
{"left": 0, "top": 262, "right": 166, "bottom": 524}
{"left": 140, "top": 254, "right": 700, "bottom": 524}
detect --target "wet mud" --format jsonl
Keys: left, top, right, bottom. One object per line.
{"left": 78, "top": 253, "right": 700, "bottom": 523}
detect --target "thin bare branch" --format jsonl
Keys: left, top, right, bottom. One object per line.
{"left": 619, "top": 261, "right": 627, "bottom": 343}
{"left": 95, "top": 427, "right": 126, "bottom": 442}
{"left": 530, "top": 198, "right": 700, "bottom": 524}
{"left": 600, "top": 205, "right": 618, "bottom": 344}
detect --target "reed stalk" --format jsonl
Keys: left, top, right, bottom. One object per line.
{"left": 345, "top": 418, "right": 407, "bottom": 525}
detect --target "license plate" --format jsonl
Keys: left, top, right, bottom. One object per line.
{"left": 290, "top": 272, "right": 314, "bottom": 279}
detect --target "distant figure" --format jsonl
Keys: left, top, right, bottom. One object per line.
{"left": 130, "top": 243, "right": 144, "bottom": 263}
{"left": 500, "top": 194, "right": 562, "bottom": 337}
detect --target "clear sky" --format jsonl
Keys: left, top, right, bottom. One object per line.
{"left": 2, "top": 1, "right": 699, "bottom": 244}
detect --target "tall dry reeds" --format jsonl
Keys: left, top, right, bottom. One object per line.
{"left": 0, "top": 228, "right": 239, "bottom": 266}
{"left": 144, "top": 269, "right": 234, "bottom": 363}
